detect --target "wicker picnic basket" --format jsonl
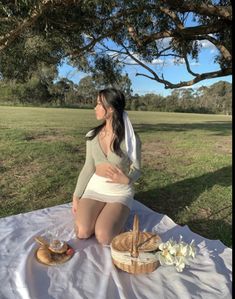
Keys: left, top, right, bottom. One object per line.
{"left": 111, "top": 214, "right": 161, "bottom": 274}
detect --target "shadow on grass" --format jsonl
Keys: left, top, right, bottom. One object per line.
{"left": 184, "top": 218, "right": 232, "bottom": 248}
{"left": 135, "top": 165, "right": 232, "bottom": 246}
{"left": 136, "top": 165, "right": 232, "bottom": 214}
{"left": 134, "top": 121, "right": 232, "bottom": 136}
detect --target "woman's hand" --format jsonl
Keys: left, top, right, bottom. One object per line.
{"left": 72, "top": 195, "right": 79, "bottom": 215}
{"left": 105, "top": 165, "right": 130, "bottom": 185}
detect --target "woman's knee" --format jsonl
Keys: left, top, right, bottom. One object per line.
{"left": 95, "top": 229, "right": 113, "bottom": 245}
{"left": 75, "top": 223, "right": 94, "bottom": 239}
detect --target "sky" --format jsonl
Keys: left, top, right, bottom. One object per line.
{"left": 58, "top": 38, "right": 232, "bottom": 97}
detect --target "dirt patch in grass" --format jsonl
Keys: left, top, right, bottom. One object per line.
{"left": 142, "top": 140, "right": 193, "bottom": 170}
{"left": 142, "top": 140, "right": 171, "bottom": 168}
{"left": 1, "top": 161, "right": 42, "bottom": 201}
{"left": 24, "top": 133, "right": 74, "bottom": 143}
{"left": 192, "top": 207, "right": 212, "bottom": 220}
{"left": 8, "top": 161, "right": 42, "bottom": 183}
{"left": 215, "top": 137, "right": 232, "bottom": 154}
{"left": 191, "top": 205, "right": 232, "bottom": 225}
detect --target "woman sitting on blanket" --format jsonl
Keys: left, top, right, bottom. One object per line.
{"left": 72, "top": 88, "right": 141, "bottom": 245}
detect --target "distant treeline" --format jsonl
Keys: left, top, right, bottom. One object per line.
{"left": 0, "top": 76, "right": 231, "bottom": 115}
{"left": 130, "top": 81, "right": 232, "bottom": 115}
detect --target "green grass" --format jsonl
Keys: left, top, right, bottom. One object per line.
{"left": 0, "top": 106, "right": 232, "bottom": 247}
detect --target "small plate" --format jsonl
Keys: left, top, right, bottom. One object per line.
{"left": 35, "top": 244, "right": 74, "bottom": 266}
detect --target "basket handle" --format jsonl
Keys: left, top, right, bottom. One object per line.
{"left": 131, "top": 214, "right": 139, "bottom": 258}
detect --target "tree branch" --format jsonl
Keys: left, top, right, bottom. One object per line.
{"left": 91, "top": 42, "right": 232, "bottom": 89}
{"left": 197, "top": 35, "right": 232, "bottom": 62}
{"left": 136, "top": 67, "right": 232, "bottom": 89}
{"left": 0, "top": 0, "right": 52, "bottom": 51}
{"left": 0, "top": 0, "right": 81, "bottom": 52}
{"left": 161, "top": 0, "right": 232, "bottom": 21}
{"left": 184, "top": 55, "right": 199, "bottom": 77}
{"left": 141, "top": 22, "right": 226, "bottom": 45}
{"left": 68, "top": 24, "right": 124, "bottom": 57}
{"left": 120, "top": 44, "right": 177, "bottom": 88}
{"left": 159, "top": 6, "right": 184, "bottom": 30}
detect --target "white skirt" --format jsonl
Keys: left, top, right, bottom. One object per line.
{"left": 81, "top": 173, "right": 134, "bottom": 209}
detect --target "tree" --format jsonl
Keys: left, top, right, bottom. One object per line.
{"left": 77, "top": 76, "right": 97, "bottom": 105}
{"left": 49, "top": 77, "right": 74, "bottom": 105}
{"left": 198, "top": 80, "right": 232, "bottom": 113}
{"left": 76, "top": 73, "right": 132, "bottom": 105}
{"left": 0, "top": 0, "right": 232, "bottom": 89}
{"left": 2, "top": 63, "right": 57, "bottom": 103}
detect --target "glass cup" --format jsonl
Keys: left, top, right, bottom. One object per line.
{"left": 46, "top": 229, "right": 65, "bottom": 251}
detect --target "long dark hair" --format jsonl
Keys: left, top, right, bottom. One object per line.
{"left": 87, "top": 88, "right": 126, "bottom": 157}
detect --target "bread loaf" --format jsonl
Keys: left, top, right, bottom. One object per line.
{"left": 36, "top": 245, "right": 52, "bottom": 264}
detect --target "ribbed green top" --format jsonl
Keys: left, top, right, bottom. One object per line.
{"left": 73, "top": 132, "right": 141, "bottom": 198}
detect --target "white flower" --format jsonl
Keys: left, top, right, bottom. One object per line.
{"left": 174, "top": 256, "right": 186, "bottom": 272}
{"left": 156, "top": 249, "right": 175, "bottom": 266}
{"left": 159, "top": 239, "right": 174, "bottom": 251}
{"left": 175, "top": 242, "right": 188, "bottom": 257}
{"left": 156, "top": 237, "right": 196, "bottom": 272}
{"left": 187, "top": 240, "right": 196, "bottom": 258}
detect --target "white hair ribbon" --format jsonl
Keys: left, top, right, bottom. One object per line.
{"left": 123, "top": 111, "right": 137, "bottom": 163}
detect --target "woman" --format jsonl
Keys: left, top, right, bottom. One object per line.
{"left": 72, "top": 88, "right": 141, "bottom": 245}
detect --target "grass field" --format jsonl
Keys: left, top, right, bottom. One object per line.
{"left": 0, "top": 106, "right": 232, "bottom": 247}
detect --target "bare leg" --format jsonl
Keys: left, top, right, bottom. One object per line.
{"left": 95, "top": 203, "right": 130, "bottom": 245}
{"left": 74, "top": 198, "right": 106, "bottom": 239}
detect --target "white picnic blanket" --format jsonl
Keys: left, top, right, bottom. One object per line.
{"left": 0, "top": 200, "right": 232, "bottom": 299}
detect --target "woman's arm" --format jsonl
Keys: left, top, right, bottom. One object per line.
{"left": 73, "top": 139, "right": 95, "bottom": 199}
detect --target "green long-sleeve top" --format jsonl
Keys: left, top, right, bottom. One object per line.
{"left": 73, "top": 131, "right": 141, "bottom": 198}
